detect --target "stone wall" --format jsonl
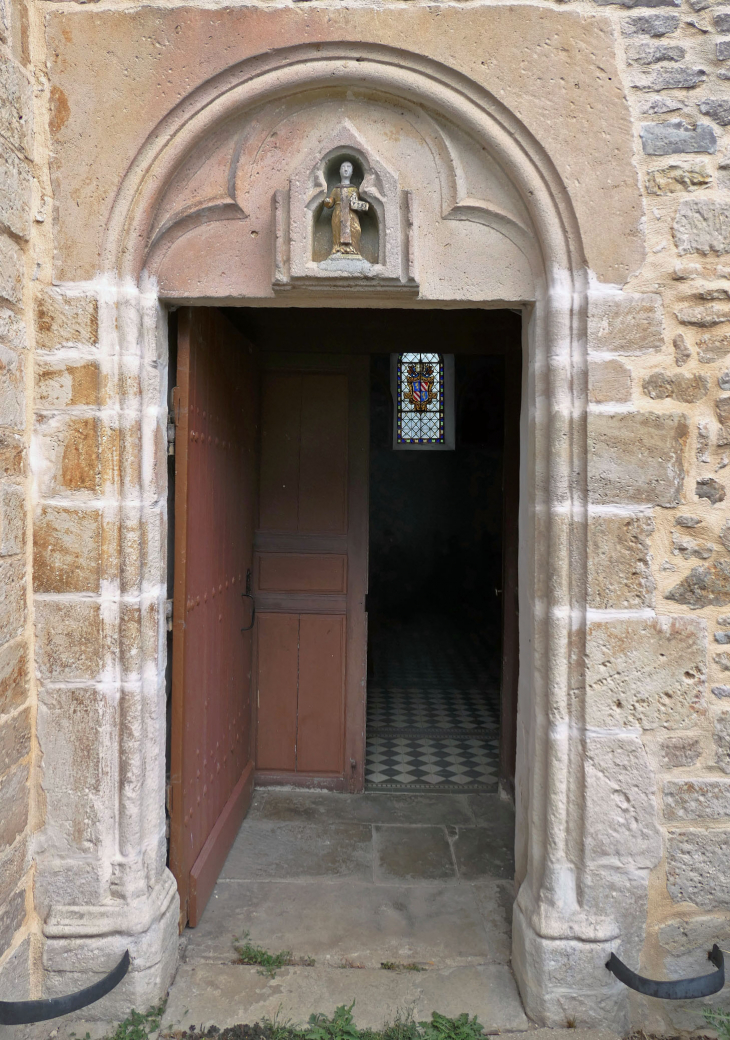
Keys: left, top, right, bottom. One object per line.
{"left": 0, "top": 0, "right": 39, "bottom": 1003}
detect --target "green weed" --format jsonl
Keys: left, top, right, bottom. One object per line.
{"left": 418, "top": 1012, "right": 488, "bottom": 1040}
{"left": 233, "top": 933, "right": 315, "bottom": 978}
{"left": 704, "top": 1007, "right": 730, "bottom": 1040}
{"left": 105, "top": 1002, "right": 166, "bottom": 1040}
{"left": 306, "top": 1002, "right": 360, "bottom": 1040}
{"left": 379, "top": 963, "right": 425, "bottom": 973}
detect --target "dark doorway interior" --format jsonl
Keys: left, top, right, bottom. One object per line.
{"left": 366, "top": 354, "right": 506, "bottom": 793}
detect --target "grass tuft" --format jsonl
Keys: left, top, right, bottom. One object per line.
{"left": 233, "top": 933, "right": 315, "bottom": 978}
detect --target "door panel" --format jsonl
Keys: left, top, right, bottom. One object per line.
{"left": 254, "top": 355, "right": 369, "bottom": 791}
{"left": 170, "top": 308, "right": 257, "bottom": 927}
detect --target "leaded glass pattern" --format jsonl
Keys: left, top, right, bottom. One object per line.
{"left": 396, "top": 353, "right": 445, "bottom": 444}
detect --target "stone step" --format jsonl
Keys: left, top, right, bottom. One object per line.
{"left": 161, "top": 963, "right": 530, "bottom": 1034}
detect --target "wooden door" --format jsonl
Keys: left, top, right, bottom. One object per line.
{"left": 170, "top": 309, "right": 258, "bottom": 926}
{"left": 253, "top": 354, "right": 369, "bottom": 792}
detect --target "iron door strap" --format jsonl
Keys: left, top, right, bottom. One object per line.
{"left": 0, "top": 950, "right": 130, "bottom": 1025}
{"left": 606, "top": 945, "right": 725, "bottom": 1000}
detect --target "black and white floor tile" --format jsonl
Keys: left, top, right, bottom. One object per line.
{"left": 365, "top": 617, "right": 501, "bottom": 792}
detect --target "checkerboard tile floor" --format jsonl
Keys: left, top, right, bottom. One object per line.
{"left": 365, "top": 616, "right": 501, "bottom": 792}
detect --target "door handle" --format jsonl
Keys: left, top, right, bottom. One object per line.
{"left": 241, "top": 568, "right": 255, "bottom": 632}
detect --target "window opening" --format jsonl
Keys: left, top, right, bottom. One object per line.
{"left": 392, "top": 352, "right": 455, "bottom": 450}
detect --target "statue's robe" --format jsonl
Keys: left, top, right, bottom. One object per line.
{"left": 324, "top": 184, "right": 367, "bottom": 256}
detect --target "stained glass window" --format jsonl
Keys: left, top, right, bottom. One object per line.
{"left": 396, "top": 353, "right": 445, "bottom": 445}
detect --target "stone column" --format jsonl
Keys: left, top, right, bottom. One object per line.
{"left": 32, "top": 280, "right": 178, "bottom": 1014}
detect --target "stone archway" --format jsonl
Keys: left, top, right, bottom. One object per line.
{"left": 33, "top": 32, "right": 650, "bottom": 1028}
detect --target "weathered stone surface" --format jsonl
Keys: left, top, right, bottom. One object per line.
{"left": 639, "top": 96, "right": 682, "bottom": 114}
{"left": 660, "top": 734, "right": 701, "bottom": 767}
{"left": 35, "top": 358, "right": 101, "bottom": 409}
{"left": 715, "top": 631, "right": 730, "bottom": 642}
{"left": 34, "top": 289, "right": 98, "bottom": 351}
{"left": 696, "top": 476, "right": 726, "bottom": 504}
{"left": 0, "top": 343, "right": 25, "bottom": 430}
{"left": 34, "top": 506, "right": 101, "bottom": 594}
{"left": 0, "top": 432, "right": 24, "bottom": 480}
{"left": 674, "top": 332, "right": 692, "bottom": 365}
{"left": 34, "top": 600, "right": 102, "bottom": 682}
{"left": 0, "top": 558, "right": 24, "bottom": 645}
{"left": 714, "top": 711, "right": 730, "bottom": 772}
{"left": 0, "top": 233, "right": 23, "bottom": 308}
{"left": 667, "top": 828, "right": 730, "bottom": 908}
{"left": 587, "top": 412, "right": 687, "bottom": 506}
{"left": 715, "top": 395, "right": 730, "bottom": 440}
{"left": 666, "top": 559, "right": 730, "bottom": 606}
{"left": 634, "top": 66, "right": 707, "bottom": 90}
{"left": 0, "top": 51, "right": 32, "bottom": 158}
{"left": 714, "top": 651, "right": 730, "bottom": 670}
{"left": 0, "top": 139, "right": 31, "bottom": 240}
{"left": 676, "top": 514, "right": 701, "bottom": 526}
{"left": 646, "top": 164, "right": 711, "bottom": 193}
{"left": 643, "top": 370, "right": 708, "bottom": 401}
{"left": 714, "top": 11, "right": 730, "bottom": 30}
{"left": 720, "top": 519, "right": 730, "bottom": 551}
{"left": 720, "top": 369, "right": 730, "bottom": 390}
{"left": 0, "top": 935, "right": 30, "bottom": 1001}
{"left": 713, "top": 684, "right": 730, "bottom": 697}
{"left": 0, "top": 706, "right": 30, "bottom": 775}
{"left": 0, "top": 888, "right": 25, "bottom": 959}
{"left": 718, "top": 39, "right": 730, "bottom": 60}
{"left": 587, "top": 515, "right": 655, "bottom": 609}
{"left": 588, "top": 360, "right": 631, "bottom": 403}
{"left": 622, "top": 11, "right": 680, "bottom": 32}
{"left": 0, "top": 639, "right": 27, "bottom": 718}
{"left": 0, "top": 835, "right": 26, "bottom": 908}
{"left": 698, "top": 331, "right": 730, "bottom": 361}
{"left": 659, "top": 915, "right": 730, "bottom": 984}
{"left": 586, "top": 617, "right": 706, "bottom": 730}
{"left": 34, "top": 415, "right": 102, "bottom": 496}
{"left": 627, "top": 41, "right": 684, "bottom": 63}
{"left": 641, "top": 119, "right": 716, "bottom": 155}
{"left": 0, "top": 308, "right": 25, "bottom": 353}
{"left": 0, "top": 762, "right": 28, "bottom": 854}
{"left": 672, "top": 530, "right": 713, "bottom": 559}
{"left": 587, "top": 292, "right": 663, "bottom": 354}
{"left": 0, "top": 483, "right": 24, "bottom": 556}
{"left": 698, "top": 98, "right": 730, "bottom": 126}
{"left": 674, "top": 199, "right": 730, "bottom": 254}
{"left": 664, "top": 777, "right": 730, "bottom": 818}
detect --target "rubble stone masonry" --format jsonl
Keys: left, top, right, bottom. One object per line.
{"left": 2, "top": 0, "right": 730, "bottom": 1028}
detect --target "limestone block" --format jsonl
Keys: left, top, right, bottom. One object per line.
{"left": 34, "top": 600, "right": 102, "bottom": 682}
{"left": 0, "top": 834, "right": 26, "bottom": 907}
{"left": 634, "top": 67, "right": 706, "bottom": 90}
{"left": 35, "top": 358, "right": 101, "bottom": 409}
{"left": 585, "top": 617, "right": 706, "bottom": 730}
{"left": 0, "top": 483, "right": 24, "bottom": 556}
{"left": 587, "top": 292, "right": 663, "bottom": 354}
{"left": 0, "top": 307, "right": 26, "bottom": 352}
{"left": 622, "top": 12, "right": 680, "bottom": 33}
{"left": 677, "top": 304, "right": 730, "bottom": 326}
{"left": 0, "top": 888, "right": 26, "bottom": 959}
{"left": 584, "top": 735, "right": 662, "bottom": 868}
{"left": 0, "top": 51, "right": 32, "bottom": 158}
{"left": 697, "top": 332, "right": 730, "bottom": 362}
{"left": 33, "top": 505, "right": 101, "bottom": 594}
{"left": 716, "top": 12, "right": 730, "bottom": 29}
{"left": 0, "top": 431, "right": 24, "bottom": 480}
{"left": 34, "top": 288, "right": 98, "bottom": 351}
{"left": 645, "top": 165, "right": 712, "bottom": 193}
{"left": 698, "top": 99, "right": 730, "bottom": 127}
{"left": 588, "top": 360, "right": 631, "bottom": 403}
{"left": 37, "top": 686, "right": 114, "bottom": 851}
{"left": 0, "top": 558, "right": 25, "bottom": 645}
{"left": 660, "top": 734, "right": 701, "bottom": 767}
{"left": 667, "top": 828, "right": 730, "bottom": 908}
{"left": 672, "top": 531, "right": 713, "bottom": 559}
{"left": 587, "top": 412, "right": 687, "bottom": 506}
{"left": 0, "top": 762, "right": 28, "bottom": 854}
{"left": 659, "top": 915, "right": 730, "bottom": 979}
{"left": 674, "top": 199, "right": 730, "bottom": 255}
{"left": 0, "top": 232, "right": 23, "bottom": 308}
{"left": 696, "top": 477, "right": 726, "bottom": 504}
{"left": 718, "top": 40, "right": 730, "bottom": 60}
{"left": 0, "top": 342, "right": 24, "bottom": 430}
{"left": 587, "top": 515, "right": 655, "bottom": 609}
{"left": 0, "top": 705, "right": 30, "bottom": 775}
{"left": 642, "top": 370, "right": 709, "bottom": 402}
{"left": 627, "top": 41, "right": 684, "bottom": 63}
{"left": 0, "top": 639, "right": 27, "bottom": 718}
{"left": 0, "top": 139, "right": 31, "bottom": 240}
{"left": 714, "top": 710, "right": 730, "bottom": 772}
{"left": 664, "top": 777, "right": 730, "bottom": 819}
{"left": 674, "top": 332, "right": 692, "bottom": 366}
{"left": 665, "top": 559, "right": 730, "bottom": 607}
{"left": 0, "top": 935, "right": 30, "bottom": 1000}
{"left": 33, "top": 414, "right": 101, "bottom": 497}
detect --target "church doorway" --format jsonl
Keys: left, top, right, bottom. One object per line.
{"left": 168, "top": 306, "right": 521, "bottom": 927}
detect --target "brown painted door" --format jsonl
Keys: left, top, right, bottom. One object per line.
{"left": 254, "top": 354, "right": 369, "bottom": 792}
{"left": 170, "top": 309, "right": 258, "bottom": 926}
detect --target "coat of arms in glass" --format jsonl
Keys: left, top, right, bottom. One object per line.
{"left": 396, "top": 353, "right": 445, "bottom": 444}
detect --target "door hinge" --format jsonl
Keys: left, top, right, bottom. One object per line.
{"left": 166, "top": 782, "right": 173, "bottom": 815}
{"left": 165, "top": 599, "right": 173, "bottom": 631}
{"left": 168, "top": 386, "right": 181, "bottom": 456}
{"left": 166, "top": 419, "right": 176, "bottom": 456}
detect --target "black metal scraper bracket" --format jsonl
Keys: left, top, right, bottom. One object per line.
{"left": 0, "top": 949, "right": 130, "bottom": 1025}
{"left": 606, "top": 944, "right": 725, "bottom": 1000}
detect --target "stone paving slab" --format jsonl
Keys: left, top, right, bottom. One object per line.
{"left": 221, "top": 822, "right": 374, "bottom": 882}
{"left": 187, "top": 878, "right": 511, "bottom": 967}
{"left": 161, "top": 964, "right": 530, "bottom": 1034}
{"left": 249, "top": 791, "right": 479, "bottom": 827}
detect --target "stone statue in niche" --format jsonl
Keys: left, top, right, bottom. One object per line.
{"left": 323, "top": 161, "right": 370, "bottom": 259}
